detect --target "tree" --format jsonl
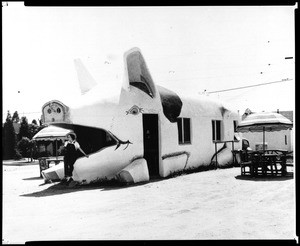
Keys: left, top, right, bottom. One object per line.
{"left": 18, "top": 116, "right": 30, "bottom": 141}
{"left": 32, "top": 119, "right": 37, "bottom": 125}
{"left": 12, "top": 111, "right": 20, "bottom": 123}
{"left": 3, "top": 111, "right": 17, "bottom": 160}
{"left": 2, "top": 125, "right": 5, "bottom": 159}
{"left": 17, "top": 137, "right": 34, "bottom": 162}
{"left": 28, "top": 123, "right": 39, "bottom": 139}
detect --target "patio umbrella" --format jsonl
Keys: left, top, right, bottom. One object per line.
{"left": 236, "top": 112, "right": 293, "bottom": 152}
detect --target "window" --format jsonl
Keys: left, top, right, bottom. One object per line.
{"left": 212, "top": 120, "right": 222, "bottom": 141}
{"left": 177, "top": 118, "right": 191, "bottom": 144}
{"left": 233, "top": 120, "right": 238, "bottom": 132}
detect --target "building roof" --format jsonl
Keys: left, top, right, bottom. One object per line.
{"left": 274, "top": 111, "right": 293, "bottom": 122}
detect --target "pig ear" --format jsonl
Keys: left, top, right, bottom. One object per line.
{"left": 123, "top": 47, "right": 157, "bottom": 98}
{"left": 74, "top": 58, "right": 98, "bottom": 95}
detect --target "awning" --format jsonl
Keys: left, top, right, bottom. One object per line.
{"left": 33, "top": 125, "right": 74, "bottom": 141}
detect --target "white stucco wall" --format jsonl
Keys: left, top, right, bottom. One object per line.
{"left": 159, "top": 95, "right": 241, "bottom": 171}
{"left": 161, "top": 154, "right": 188, "bottom": 177}
{"left": 241, "top": 129, "right": 292, "bottom": 151}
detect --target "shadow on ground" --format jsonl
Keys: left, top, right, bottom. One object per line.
{"left": 19, "top": 166, "right": 240, "bottom": 198}
{"left": 3, "top": 162, "right": 39, "bottom": 166}
{"left": 20, "top": 177, "right": 166, "bottom": 198}
{"left": 235, "top": 173, "right": 293, "bottom": 182}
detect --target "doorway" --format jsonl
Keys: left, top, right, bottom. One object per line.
{"left": 142, "top": 114, "right": 159, "bottom": 177}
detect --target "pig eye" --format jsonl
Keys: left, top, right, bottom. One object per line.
{"left": 126, "top": 105, "right": 143, "bottom": 115}
{"left": 47, "top": 109, "right": 52, "bottom": 114}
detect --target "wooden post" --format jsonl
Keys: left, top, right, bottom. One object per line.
{"left": 215, "top": 142, "right": 218, "bottom": 168}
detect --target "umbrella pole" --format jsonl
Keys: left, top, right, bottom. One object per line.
{"left": 263, "top": 126, "right": 265, "bottom": 154}
{"left": 56, "top": 138, "right": 58, "bottom": 160}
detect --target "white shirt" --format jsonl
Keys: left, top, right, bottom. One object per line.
{"left": 64, "top": 140, "right": 80, "bottom": 150}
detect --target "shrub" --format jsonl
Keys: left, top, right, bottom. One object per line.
{"left": 17, "top": 137, "right": 34, "bottom": 161}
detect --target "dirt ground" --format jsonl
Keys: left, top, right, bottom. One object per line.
{"left": 2, "top": 159, "right": 296, "bottom": 243}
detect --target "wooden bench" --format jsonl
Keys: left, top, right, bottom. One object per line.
{"left": 38, "top": 157, "right": 63, "bottom": 177}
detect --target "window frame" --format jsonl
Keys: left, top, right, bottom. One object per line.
{"left": 177, "top": 117, "right": 191, "bottom": 145}
{"left": 212, "top": 120, "right": 222, "bottom": 142}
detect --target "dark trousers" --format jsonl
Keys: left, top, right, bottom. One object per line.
{"left": 64, "top": 157, "right": 76, "bottom": 177}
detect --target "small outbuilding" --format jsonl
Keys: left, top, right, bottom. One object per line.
{"left": 32, "top": 125, "right": 74, "bottom": 176}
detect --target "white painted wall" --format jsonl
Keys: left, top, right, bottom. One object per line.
{"left": 241, "top": 129, "right": 292, "bottom": 151}
{"left": 159, "top": 95, "right": 241, "bottom": 172}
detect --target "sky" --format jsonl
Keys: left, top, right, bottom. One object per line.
{"left": 2, "top": 3, "right": 296, "bottom": 123}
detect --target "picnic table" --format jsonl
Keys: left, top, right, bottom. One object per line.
{"left": 240, "top": 149, "right": 292, "bottom": 177}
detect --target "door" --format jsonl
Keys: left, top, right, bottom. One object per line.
{"left": 143, "top": 114, "right": 159, "bottom": 177}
